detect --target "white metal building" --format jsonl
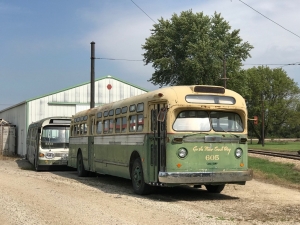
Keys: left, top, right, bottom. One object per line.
{"left": 0, "top": 75, "right": 148, "bottom": 156}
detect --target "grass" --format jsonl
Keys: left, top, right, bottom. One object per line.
{"left": 248, "top": 140, "right": 300, "bottom": 152}
{"left": 248, "top": 140, "right": 300, "bottom": 188}
{"left": 249, "top": 157, "right": 300, "bottom": 184}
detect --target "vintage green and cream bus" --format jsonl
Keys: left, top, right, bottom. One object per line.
{"left": 68, "top": 85, "right": 252, "bottom": 194}
{"left": 27, "top": 117, "right": 71, "bottom": 171}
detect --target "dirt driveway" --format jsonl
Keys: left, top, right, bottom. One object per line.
{"left": 0, "top": 157, "right": 299, "bottom": 225}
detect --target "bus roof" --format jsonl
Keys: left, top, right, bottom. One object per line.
{"left": 72, "top": 85, "right": 246, "bottom": 118}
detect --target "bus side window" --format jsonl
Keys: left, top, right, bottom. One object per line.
{"left": 115, "top": 118, "right": 121, "bottom": 133}
{"left": 97, "top": 121, "right": 102, "bottom": 134}
{"left": 28, "top": 129, "right": 31, "bottom": 139}
{"left": 84, "top": 123, "right": 87, "bottom": 134}
{"left": 103, "top": 120, "right": 109, "bottom": 134}
{"left": 137, "top": 114, "right": 144, "bottom": 131}
{"left": 122, "top": 117, "right": 127, "bottom": 133}
{"left": 34, "top": 128, "right": 37, "bottom": 138}
{"left": 80, "top": 124, "right": 84, "bottom": 135}
{"left": 109, "top": 119, "right": 113, "bottom": 133}
{"left": 76, "top": 125, "right": 80, "bottom": 135}
{"left": 129, "top": 115, "right": 137, "bottom": 132}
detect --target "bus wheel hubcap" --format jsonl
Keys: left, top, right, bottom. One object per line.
{"left": 134, "top": 166, "right": 141, "bottom": 187}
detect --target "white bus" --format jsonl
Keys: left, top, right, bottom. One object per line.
{"left": 26, "top": 117, "right": 71, "bottom": 171}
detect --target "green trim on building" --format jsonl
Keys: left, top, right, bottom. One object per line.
{"left": 48, "top": 102, "right": 103, "bottom": 106}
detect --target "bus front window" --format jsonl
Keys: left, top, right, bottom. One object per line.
{"left": 41, "top": 126, "right": 70, "bottom": 148}
{"left": 173, "top": 110, "right": 210, "bottom": 131}
{"left": 173, "top": 110, "right": 244, "bottom": 132}
{"left": 210, "top": 111, "right": 243, "bottom": 132}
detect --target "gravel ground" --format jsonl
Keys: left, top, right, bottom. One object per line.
{"left": 0, "top": 156, "right": 299, "bottom": 225}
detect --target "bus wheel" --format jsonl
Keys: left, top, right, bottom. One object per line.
{"left": 131, "top": 158, "right": 152, "bottom": 195}
{"left": 205, "top": 184, "right": 225, "bottom": 193}
{"left": 77, "top": 152, "right": 88, "bottom": 177}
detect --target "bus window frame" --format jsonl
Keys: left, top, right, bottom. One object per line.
{"left": 129, "top": 115, "right": 137, "bottom": 132}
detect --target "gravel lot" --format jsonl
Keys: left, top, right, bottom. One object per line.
{"left": 0, "top": 156, "right": 299, "bottom": 225}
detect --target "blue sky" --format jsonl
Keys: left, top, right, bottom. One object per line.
{"left": 1, "top": 0, "right": 300, "bottom": 110}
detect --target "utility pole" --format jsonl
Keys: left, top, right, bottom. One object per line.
{"left": 261, "top": 92, "right": 265, "bottom": 147}
{"left": 90, "top": 42, "right": 95, "bottom": 109}
{"left": 223, "top": 57, "right": 227, "bottom": 88}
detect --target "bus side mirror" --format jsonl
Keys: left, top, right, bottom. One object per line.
{"left": 38, "top": 128, "right": 41, "bottom": 133}
{"left": 157, "top": 107, "right": 167, "bottom": 122}
{"left": 253, "top": 116, "right": 258, "bottom": 125}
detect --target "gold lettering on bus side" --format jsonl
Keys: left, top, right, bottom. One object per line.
{"left": 223, "top": 146, "right": 231, "bottom": 155}
{"left": 204, "top": 146, "right": 213, "bottom": 151}
{"left": 193, "top": 146, "right": 204, "bottom": 152}
{"left": 193, "top": 145, "right": 232, "bottom": 154}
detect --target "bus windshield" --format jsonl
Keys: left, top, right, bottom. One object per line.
{"left": 41, "top": 126, "right": 70, "bottom": 149}
{"left": 173, "top": 110, "right": 243, "bottom": 132}
{"left": 211, "top": 111, "right": 243, "bottom": 132}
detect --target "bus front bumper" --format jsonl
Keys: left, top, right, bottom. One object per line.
{"left": 158, "top": 170, "right": 253, "bottom": 184}
{"left": 38, "top": 159, "right": 68, "bottom": 166}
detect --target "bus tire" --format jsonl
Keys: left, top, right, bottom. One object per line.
{"left": 77, "top": 152, "right": 88, "bottom": 177}
{"left": 205, "top": 184, "right": 225, "bottom": 193}
{"left": 131, "top": 158, "right": 152, "bottom": 195}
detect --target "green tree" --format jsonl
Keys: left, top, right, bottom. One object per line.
{"left": 142, "top": 10, "right": 253, "bottom": 87}
{"left": 242, "top": 66, "right": 300, "bottom": 143}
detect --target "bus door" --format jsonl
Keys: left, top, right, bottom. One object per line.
{"left": 149, "top": 102, "right": 167, "bottom": 183}
{"left": 88, "top": 116, "right": 95, "bottom": 171}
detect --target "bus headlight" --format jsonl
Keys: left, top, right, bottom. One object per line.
{"left": 178, "top": 148, "right": 188, "bottom": 159}
{"left": 235, "top": 148, "right": 243, "bottom": 158}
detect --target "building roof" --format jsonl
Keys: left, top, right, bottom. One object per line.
{"left": 0, "top": 75, "right": 149, "bottom": 113}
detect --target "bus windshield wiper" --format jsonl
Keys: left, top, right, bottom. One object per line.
{"left": 229, "top": 133, "right": 240, "bottom": 138}
{"left": 216, "top": 127, "right": 240, "bottom": 138}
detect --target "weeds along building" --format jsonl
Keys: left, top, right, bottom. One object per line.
{"left": 0, "top": 75, "right": 148, "bottom": 157}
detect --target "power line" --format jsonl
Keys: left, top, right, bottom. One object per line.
{"left": 96, "top": 57, "right": 300, "bottom": 66}
{"left": 277, "top": 62, "right": 300, "bottom": 68}
{"left": 238, "top": 0, "right": 300, "bottom": 39}
{"left": 130, "top": 0, "right": 156, "bottom": 24}
{"left": 243, "top": 63, "right": 300, "bottom": 66}
{"left": 95, "top": 57, "right": 143, "bottom": 61}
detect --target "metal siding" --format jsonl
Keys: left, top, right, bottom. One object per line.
{"left": 52, "top": 94, "right": 57, "bottom": 102}
{"left": 71, "top": 88, "right": 76, "bottom": 102}
{"left": 75, "top": 87, "right": 79, "bottom": 102}
{"left": 28, "top": 98, "right": 75, "bottom": 122}
{"left": 76, "top": 105, "right": 90, "bottom": 113}
{"left": 94, "top": 78, "right": 146, "bottom": 104}
{"left": 0, "top": 103, "right": 26, "bottom": 156}
{"left": 0, "top": 77, "right": 147, "bottom": 156}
